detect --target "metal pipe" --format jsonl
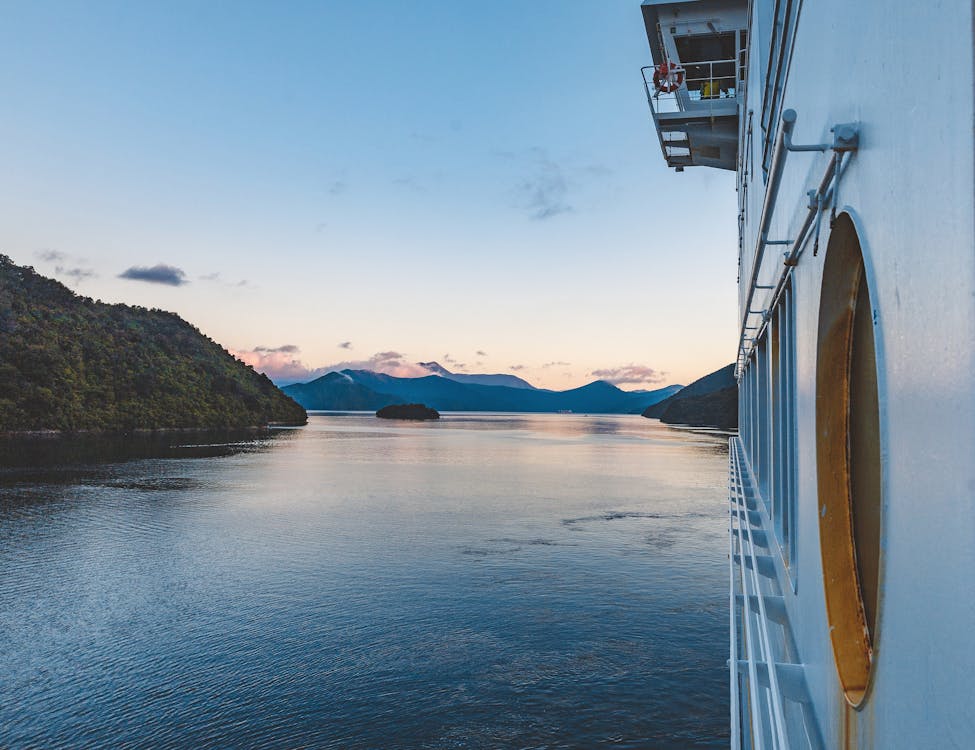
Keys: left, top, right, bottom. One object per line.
{"left": 746, "top": 151, "right": 845, "bottom": 355}
{"left": 737, "top": 117, "right": 858, "bottom": 376}
{"left": 737, "top": 109, "right": 797, "bottom": 371}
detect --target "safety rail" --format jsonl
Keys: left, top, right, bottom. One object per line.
{"left": 641, "top": 55, "right": 745, "bottom": 170}
{"left": 729, "top": 436, "right": 822, "bottom": 750}
{"left": 641, "top": 57, "right": 740, "bottom": 116}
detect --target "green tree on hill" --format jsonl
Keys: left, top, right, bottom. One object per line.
{"left": 0, "top": 255, "right": 306, "bottom": 432}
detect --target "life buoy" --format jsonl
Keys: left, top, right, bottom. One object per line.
{"left": 653, "top": 61, "right": 685, "bottom": 94}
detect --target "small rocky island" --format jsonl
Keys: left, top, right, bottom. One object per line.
{"left": 376, "top": 403, "right": 440, "bottom": 421}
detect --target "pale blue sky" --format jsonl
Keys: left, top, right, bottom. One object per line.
{"left": 0, "top": 0, "right": 737, "bottom": 389}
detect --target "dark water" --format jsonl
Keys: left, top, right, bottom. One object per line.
{"left": 0, "top": 414, "right": 729, "bottom": 749}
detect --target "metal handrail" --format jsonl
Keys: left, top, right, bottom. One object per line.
{"left": 732, "top": 441, "right": 789, "bottom": 748}
{"left": 641, "top": 57, "right": 741, "bottom": 115}
{"left": 729, "top": 443, "right": 741, "bottom": 749}
{"left": 735, "top": 112, "right": 859, "bottom": 376}
{"left": 728, "top": 437, "right": 789, "bottom": 750}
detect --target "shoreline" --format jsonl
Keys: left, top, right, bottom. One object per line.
{"left": 0, "top": 423, "right": 305, "bottom": 440}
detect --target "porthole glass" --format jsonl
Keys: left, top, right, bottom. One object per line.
{"left": 815, "top": 213, "right": 882, "bottom": 707}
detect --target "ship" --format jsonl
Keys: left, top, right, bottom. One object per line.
{"left": 638, "top": 1, "right": 974, "bottom": 747}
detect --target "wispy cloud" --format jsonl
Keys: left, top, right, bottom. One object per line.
{"left": 328, "top": 180, "right": 348, "bottom": 195}
{"left": 393, "top": 175, "right": 425, "bottom": 192}
{"left": 119, "top": 264, "right": 188, "bottom": 286}
{"left": 583, "top": 164, "right": 614, "bottom": 178}
{"left": 33, "top": 249, "right": 96, "bottom": 285}
{"left": 510, "top": 364, "right": 526, "bottom": 371}
{"left": 232, "top": 344, "right": 321, "bottom": 384}
{"left": 542, "top": 360, "right": 571, "bottom": 368}
{"left": 35, "top": 249, "right": 66, "bottom": 263}
{"left": 589, "top": 365, "right": 666, "bottom": 387}
{"left": 199, "top": 271, "right": 251, "bottom": 288}
{"left": 320, "top": 351, "right": 433, "bottom": 379}
{"left": 56, "top": 266, "right": 96, "bottom": 284}
{"left": 505, "top": 148, "right": 615, "bottom": 220}
{"left": 515, "top": 148, "right": 573, "bottom": 221}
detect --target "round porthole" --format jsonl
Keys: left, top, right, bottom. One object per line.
{"left": 815, "top": 213, "right": 882, "bottom": 707}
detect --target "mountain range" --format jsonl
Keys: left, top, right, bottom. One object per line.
{"left": 416, "top": 361, "right": 535, "bottom": 389}
{"left": 283, "top": 365, "right": 682, "bottom": 414}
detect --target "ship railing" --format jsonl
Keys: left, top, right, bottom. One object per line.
{"left": 641, "top": 58, "right": 740, "bottom": 117}
{"left": 641, "top": 57, "right": 742, "bottom": 167}
{"left": 728, "top": 436, "right": 823, "bottom": 750}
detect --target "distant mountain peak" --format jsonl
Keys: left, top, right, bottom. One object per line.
{"left": 415, "top": 361, "right": 537, "bottom": 390}
{"left": 576, "top": 379, "right": 621, "bottom": 392}
{"left": 418, "top": 361, "right": 451, "bottom": 377}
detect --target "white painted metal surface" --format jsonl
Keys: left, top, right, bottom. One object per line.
{"left": 641, "top": 0, "right": 975, "bottom": 746}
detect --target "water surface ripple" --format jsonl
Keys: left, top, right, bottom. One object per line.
{"left": 0, "top": 414, "right": 729, "bottom": 749}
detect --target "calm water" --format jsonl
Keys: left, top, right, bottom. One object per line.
{"left": 0, "top": 414, "right": 729, "bottom": 749}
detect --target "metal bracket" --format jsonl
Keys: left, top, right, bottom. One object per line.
{"left": 782, "top": 110, "right": 831, "bottom": 152}
{"left": 831, "top": 123, "right": 859, "bottom": 152}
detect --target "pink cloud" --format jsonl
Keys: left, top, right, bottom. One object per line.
{"left": 231, "top": 347, "right": 434, "bottom": 384}
{"left": 589, "top": 364, "right": 666, "bottom": 387}
{"left": 231, "top": 345, "right": 326, "bottom": 384}
{"left": 323, "top": 351, "right": 432, "bottom": 378}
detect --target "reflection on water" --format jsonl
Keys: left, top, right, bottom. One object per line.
{"left": 0, "top": 414, "right": 729, "bottom": 749}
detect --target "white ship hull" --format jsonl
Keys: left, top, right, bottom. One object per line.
{"left": 641, "top": 1, "right": 975, "bottom": 746}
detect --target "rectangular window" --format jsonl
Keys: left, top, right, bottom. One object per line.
{"left": 740, "top": 278, "right": 798, "bottom": 581}
{"left": 770, "top": 280, "right": 798, "bottom": 578}
{"left": 757, "top": 339, "right": 771, "bottom": 504}
{"left": 783, "top": 281, "right": 798, "bottom": 575}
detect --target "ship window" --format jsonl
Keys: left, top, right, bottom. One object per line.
{"left": 757, "top": 339, "right": 771, "bottom": 503}
{"left": 816, "top": 213, "right": 882, "bottom": 707}
{"left": 770, "top": 279, "right": 797, "bottom": 577}
{"left": 742, "top": 340, "right": 771, "bottom": 502}
{"left": 674, "top": 32, "right": 738, "bottom": 98}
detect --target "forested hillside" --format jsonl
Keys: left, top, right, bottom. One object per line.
{"left": 0, "top": 256, "right": 306, "bottom": 432}
{"left": 642, "top": 364, "right": 737, "bottom": 430}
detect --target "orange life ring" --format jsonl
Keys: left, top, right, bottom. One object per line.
{"left": 653, "top": 61, "right": 685, "bottom": 94}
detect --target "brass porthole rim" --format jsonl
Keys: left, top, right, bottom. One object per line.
{"left": 838, "top": 207, "right": 888, "bottom": 712}
{"left": 815, "top": 210, "right": 884, "bottom": 709}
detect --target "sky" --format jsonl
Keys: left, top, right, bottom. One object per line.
{"left": 0, "top": 0, "right": 738, "bottom": 390}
